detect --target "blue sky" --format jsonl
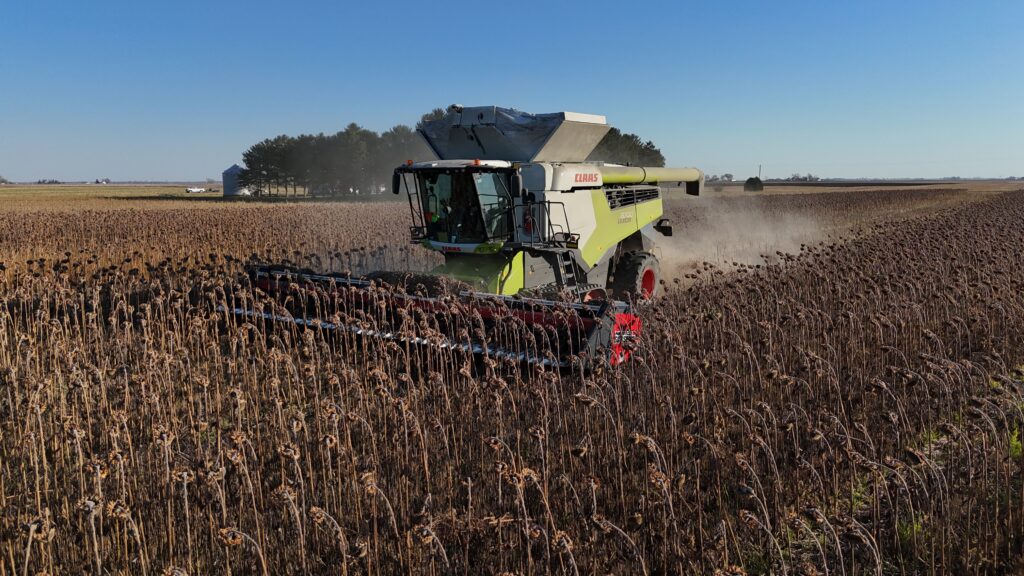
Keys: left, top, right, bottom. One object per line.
{"left": 1, "top": 0, "right": 1021, "bottom": 181}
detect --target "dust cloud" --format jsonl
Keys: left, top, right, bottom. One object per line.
{"left": 655, "top": 197, "right": 832, "bottom": 279}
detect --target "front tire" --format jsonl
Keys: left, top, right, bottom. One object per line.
{"left": 609, "top": 252, "right": 660, "bottom": 300}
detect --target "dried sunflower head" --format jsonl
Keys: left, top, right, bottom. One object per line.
{"left": 217, "top": 527, "right": 243, "bottom": 547}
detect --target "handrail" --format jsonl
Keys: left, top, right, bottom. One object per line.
{"left": 515, "top": 200, "right": 576, "bottom": 250}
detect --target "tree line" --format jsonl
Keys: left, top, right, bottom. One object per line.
{"left": 237, "top": 109, "right": 666, "bottom": 197}
{"left": 238, "top": 123, "right": 431, "bottom": 197}
{"left": 588, "top": 128, "right": 665, "bottom": 168}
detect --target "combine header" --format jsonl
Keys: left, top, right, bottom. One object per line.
{"left": 241, "top": 105, "right": 703, "bottom": 367}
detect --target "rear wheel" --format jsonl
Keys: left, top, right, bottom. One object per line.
{"left": 608, "top": 252, "right": 660, "bottom": 300}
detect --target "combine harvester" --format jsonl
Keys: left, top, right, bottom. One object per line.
{"left": 234, "top": 105, "right": 702, "bottom": 367}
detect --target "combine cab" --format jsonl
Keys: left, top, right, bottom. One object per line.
{"left": 242, "top": 105, "right": 702, "bottom": 367}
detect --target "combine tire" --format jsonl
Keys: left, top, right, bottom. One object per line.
{"left": 609, "top": 252, "right": 660, "bottom": 300}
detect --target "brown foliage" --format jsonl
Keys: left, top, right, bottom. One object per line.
{"left": 1, "top": 190, "right": 1023, "bottom": 574}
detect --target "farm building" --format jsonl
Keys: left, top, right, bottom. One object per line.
{"left": 222, "top": 164, "right": 251, "bottom": 196}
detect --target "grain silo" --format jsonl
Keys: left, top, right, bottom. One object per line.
{"left": 222, "top": 164, "right": 250, "bottom": 196}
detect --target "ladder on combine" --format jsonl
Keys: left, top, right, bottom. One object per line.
{"left": 557, "top": 251, "right": 580, "bottom": 289}
{"left": 554, "top": 249, "right": 605, "bottom": 300}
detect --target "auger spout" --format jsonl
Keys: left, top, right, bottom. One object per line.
{"left": 597, "top": 166, "right": 704, "bottom": 186}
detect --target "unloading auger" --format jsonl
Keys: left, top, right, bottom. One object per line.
{"left": 238, "top": 105, "right": 703, "bottom": 367}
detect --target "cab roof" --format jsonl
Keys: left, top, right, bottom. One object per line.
{"left": 408, "top": 159, "right": 514, "bottom": 170}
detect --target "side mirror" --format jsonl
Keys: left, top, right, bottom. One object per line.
{"left": 392, "top": 172, "right": 402, "bottom": 195}
{"left": 511, "top": 172, "right": 523, "bottom": 200}
{"left": 654, "top": 218, "right": 673, "bottom": 237}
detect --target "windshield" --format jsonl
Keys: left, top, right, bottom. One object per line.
{"left": 417, "top": 170, "right": 512, "bottom": 244}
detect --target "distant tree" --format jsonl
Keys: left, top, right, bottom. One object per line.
{"left": 284, "top": 134, "right": 317, "bottom": 194}
{"left": 237, "top": 135, "right": 301, "bottom": 195}
{"left": 785, "top": 173, "right": 819, "bottom": 182}
{"left": 239, "top": 137, "right": 284, "bottom": 195}
{"left": 376, "top": 124, "right": 431, "bottom": 185}
{"left": 240, "top": 116, "right": 438, "bottom": 198}
{"left": 709, "top": 175, "right": 725, "bottom": 191}
{"left": 587, "top": 128, "right": 665, "bottom": 167}
{"left": 330, "top": 123, "right": 374, "bottom": 194}
{"left": 721, "top": 173, "right": 734, "bottom": 182}
{"left": 417, "top": 108, "right": 447, "bottom": 129}
{"left": 0, "top": 175, "right": 8, "bottom": 184}
{"left": 269, "top": 135, "right": 295, "bottom": 194}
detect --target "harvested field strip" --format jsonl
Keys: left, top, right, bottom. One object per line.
{"left": 659, "top": 187, "right": 984, "bottom": 271}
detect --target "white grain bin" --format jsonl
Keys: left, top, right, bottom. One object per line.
{"left": 222, "top": 164, "right": 250, "bottom": 196}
